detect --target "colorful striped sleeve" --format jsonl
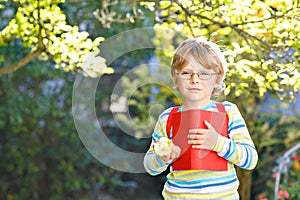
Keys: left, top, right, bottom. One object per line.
{"left": 143, "top": 108, "right": 173, "bottom": 175}
{"left": 213, "top": 102, "right": 258, "bottom": 170}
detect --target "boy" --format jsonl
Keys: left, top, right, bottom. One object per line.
{"left": 143, "top": 37, "right": 258, "bottom": 199}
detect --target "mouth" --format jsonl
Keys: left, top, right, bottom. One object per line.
{"left": 188, "top": 88, "right": 201, "bottom": 91}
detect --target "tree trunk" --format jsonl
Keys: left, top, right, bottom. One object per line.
{"left": 236, "top": 167, "right": 253, "bottom": 200}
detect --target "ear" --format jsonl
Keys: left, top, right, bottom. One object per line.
{"left": 213, "top": 74, "right": 221, "bottom": 86}
{"left": 216, "top": 75, "right": 222, "bottom": 85}
{"left": 171, "top": 74, "right": 177, "bottom": 86}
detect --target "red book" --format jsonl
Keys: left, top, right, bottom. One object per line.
{"left": 171, "top": 109, "right": 228, "bottom": 171}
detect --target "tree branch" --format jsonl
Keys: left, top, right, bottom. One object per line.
{"left": 184, "top": 14, "right": 195, "bottom": 37}
{"left": 0, "top": 0, "right": 46, "bottom": 76}
{"left": 173, "top": 0, "right": 272, "bottom": 50}
{"left": 0, "top": 47, "right": 44, "bottom": 76}
{"left": 233, "top": 7, "right": 294, "bottom": 26}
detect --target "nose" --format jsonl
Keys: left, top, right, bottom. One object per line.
{"left": 190, "top": 73, "right": 200, "bottom": 83}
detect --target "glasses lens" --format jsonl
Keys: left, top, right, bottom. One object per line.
{"left": 180, "top": 71, "right": 191, "bottom": 79}
{"left": 199, "top": 72, "right": 211, "bottom": 80}
{"left": 176, "top": 71, "right": 217, "bottom": 80}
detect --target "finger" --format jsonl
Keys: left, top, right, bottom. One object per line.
{"left": 171, "top": 146, "right": 180, "bottom": 159}
{"left": 162, "top": 154, "right": 171, "bottom": 162}
{"left": 175, "top": 146, "right": 181, "bottom": 156}
{"left": 188, "top": 134, "right": 206, "bottom": 140}
{"left": 171, "top": 146, "right": 177, "bottom": 154}
{"left": 191, "top": 144, "right": 205, "bottom": 149}
{"left": 188, "top": 139, "right": 205, "bottom": 145}
{"left": 176, "top": 146, "right": 181, "bottom": 156}
{"left": 170, "top": 151, "right": 176, "bottom": 160}
{"left": 189, "top": 129, "right": 208, "bottom": 134}
{"left": 189, "top": 128, "right": 200, "bottom": 133}
{"left": 204, "top": 120, "right": 215, "bottom": 130}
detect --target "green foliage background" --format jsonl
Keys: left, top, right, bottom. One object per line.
{"left": 1, "top": 0, "right": 300, "bottom": 200}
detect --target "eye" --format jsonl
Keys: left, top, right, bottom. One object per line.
{"left": 180, "top": 71, "right": 191, "bottom": 75}
{"left": 200, "top": 72, "right": 210, "bottom": 75}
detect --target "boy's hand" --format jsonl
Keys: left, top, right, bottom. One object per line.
{"left": 160, "top": 145, "right": 181, "bottom": 163}
{"left": 187, "top": 120, "right": 219, "bottom": 150}
{"left": 153, "top": 137, "right": 181, "bottom": 163}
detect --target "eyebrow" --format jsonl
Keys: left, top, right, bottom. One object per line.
{"left": 181, "top": 68, "right": 212, "bottom": 73}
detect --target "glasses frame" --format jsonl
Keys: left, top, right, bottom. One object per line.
{"left": 174, "top": 70, "right": 219, "bottom": 80}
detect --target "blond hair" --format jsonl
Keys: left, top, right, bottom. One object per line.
{"left": 171, "top": 37, "right": 227, "bottom": 96}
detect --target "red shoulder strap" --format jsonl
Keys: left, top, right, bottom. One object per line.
{"left": 216, "top": 102, "right": 226, "bottom": 112}
{"left": 166, "top": 106, "right": 179, "bottom": 138}
{"left": 216, "top": 102, "right": 229, "bottom": 138}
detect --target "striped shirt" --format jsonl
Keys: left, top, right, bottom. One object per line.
{"left": 143, "top": 101, "right": 258, "bottom": 199}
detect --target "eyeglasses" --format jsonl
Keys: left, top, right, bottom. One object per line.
{"left": 175, "top": 70, "right": 219, "bottom": 80}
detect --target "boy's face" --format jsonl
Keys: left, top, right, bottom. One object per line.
{"left": 172, "top": 59, "right": 218, "bottom": 105}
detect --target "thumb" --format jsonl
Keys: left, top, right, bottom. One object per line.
{"left": 204, "top": 120, "right": 213, "bottom": 129}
